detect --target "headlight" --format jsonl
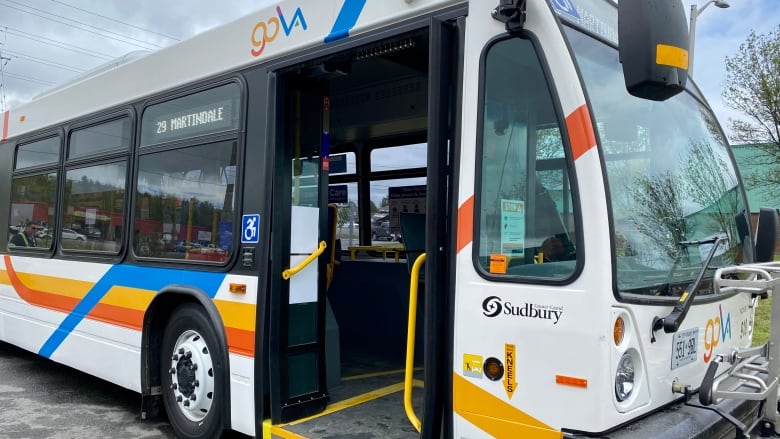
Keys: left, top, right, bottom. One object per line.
{"left": 615, "top": 352, "right": 635, "bottom": 401}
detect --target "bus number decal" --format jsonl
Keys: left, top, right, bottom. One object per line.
{"left": 250, "top": 6, "right": 308, "bottom": 57}
{"left": 156, "top": 120, "right": 167, "bottom": 134}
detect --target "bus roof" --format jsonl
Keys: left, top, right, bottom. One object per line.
{"left": 2, "top": 0, "right": 460, "bottom": 141}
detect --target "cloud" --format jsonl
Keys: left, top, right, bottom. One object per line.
{"left": 0, "top": 0, "right": 269, "bottom": 107}
{"left": 2, "top": 0, "right": 777, "bottom": 144}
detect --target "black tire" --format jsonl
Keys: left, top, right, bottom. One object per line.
{"left": 161, "top": 303, "right": 225, "bottom": 439}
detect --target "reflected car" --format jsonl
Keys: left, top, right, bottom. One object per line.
{"left": 62, "top": 228, "right": 87, "bottom": 241}
{"left": 172, "top": 241, "right": 202, "bottom": 252}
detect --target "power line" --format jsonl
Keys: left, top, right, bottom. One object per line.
{"left": 0, "top": 0, "right": 163, "bottom": 51}
{"left": 1, "top": 27, "right": 114, "bottom": 61}
{"left": 1, "top": 70, "right": 55, "bottom": 86}
{"left": 49, "top": 0, "right": 181, "bottom": 42}
{"left": 1, "top": 48, "right": 86, "bottom": 73}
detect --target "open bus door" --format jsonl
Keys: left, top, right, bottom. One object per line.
{"left": 266, "top": 12, "right": 461, "bottom": 434}
{"left": 267, "top": 77, "right": 332, "bottom": 423}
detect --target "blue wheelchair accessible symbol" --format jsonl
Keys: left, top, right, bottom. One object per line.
{"left": 242, "top": 214, "right": 260, "bottom": 244}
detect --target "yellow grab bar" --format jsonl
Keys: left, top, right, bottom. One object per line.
{"left": 404, "top": 252, "right": 426, "bottom": 433}
{"left": 282, "top": 241, "right": 327, "bottom": 280}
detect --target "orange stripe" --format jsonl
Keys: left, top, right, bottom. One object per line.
{"left": 3, "top": 255, "right": 80, "bottom": 313}
{"left": 453, "top": 373, "right": 561, "bottom": 438}
{"left": 565, "top": 105, "right": 596, "bottom": 161}
{"left": 457, "top": 195, "right": 474, "bottom": 253}
{"left": 4, "top": 256, "right": 255, "bottom": 355}
{"left": 88, "top": 302, "right": 144, "bottom": 330}
{"left": 225, "top": 326, "right": 255, "bottom": 356}
{"left": 2, "top": 111, "right": 8, "bottom": 141}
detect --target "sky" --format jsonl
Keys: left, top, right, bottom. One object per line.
{"left": 0, "top": 0, "right": 778, "bottom": 142}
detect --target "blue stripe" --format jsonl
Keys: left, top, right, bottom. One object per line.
{"left": 324, "top": 0, "right": 366, "bottom": 43}
{"left": 38, "top": 265, "right": 225, "bottom": 358}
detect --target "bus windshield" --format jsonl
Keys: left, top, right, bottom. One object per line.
{"left": 565, "top": 27, "right": 749, "bottom": 298}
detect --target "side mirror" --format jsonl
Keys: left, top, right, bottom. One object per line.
{"left": 618, "top": 0, "right": 689, "bottom": 101}
{"left": 755, "top": 207, "right": 778, "bottom": 263}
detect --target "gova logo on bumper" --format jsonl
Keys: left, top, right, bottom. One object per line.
{"left": 250, "top": 5, "right": 308, "bottom": 57}
{"left": 704, "top": 304, "right": 732, "bottom": 363}
{"left": 482, "top": 296, "right": 563, "bottom": 324}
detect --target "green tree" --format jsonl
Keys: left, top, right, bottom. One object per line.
{"left": 722, "top": 26, "right": 780, "bottom": 193}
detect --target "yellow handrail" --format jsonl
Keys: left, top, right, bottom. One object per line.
{"left": 404, "top": 252, "right": 426, "bottom": 433}
{"left": 282, "top": 241, "right": 327, "bottom": 280}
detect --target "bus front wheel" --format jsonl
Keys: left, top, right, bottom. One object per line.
{"left": 161, "top": 304, "right": 224, "bottom": 439}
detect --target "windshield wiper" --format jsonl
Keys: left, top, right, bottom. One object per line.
{"left": 658, "top": 236, "right": 721, "bottom": 296}
{"left": 651, "top": 235, "right": 727, "bottom": 342}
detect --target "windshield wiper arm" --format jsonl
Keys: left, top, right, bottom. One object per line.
{"left": 651, "top": 235, "right": 726, "bottom": 340}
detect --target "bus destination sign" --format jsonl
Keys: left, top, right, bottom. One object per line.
{"left": 141, "top": 83, "right": 240, "bottom": 146}
{"left": 151, "top": 100, "right": 233, "bottom": 143}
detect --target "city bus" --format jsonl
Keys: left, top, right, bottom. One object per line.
{"left": 2, "top": 0, "right": 779, "bottom": 438}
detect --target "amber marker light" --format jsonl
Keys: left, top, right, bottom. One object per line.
{"left": 19, "top": 115, "right": 26, "bottom": 122}
{"left": 556, "top": 374, "right": 588, "bottom": 388}
{"left": 483, "top": 357, "right": 504, "bottom": 381}
{"left": 229, "top": 283, "right": 247, "bottom": 294}
{"left": 614, "top": 316, "right": 625, "bottom": 346}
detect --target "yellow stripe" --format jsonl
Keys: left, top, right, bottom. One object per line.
{"left": 263, "top": 419, "right": 309, "bottom": 439}
{"left": 214, "top": 299, "right": 256, "bottom": 332}
{"left": 16, "top": 272, "right": 93, "bottom": 298}
{"left": 286, "top": 381, "right": 407, "bottom": 426}
{"left": 0, "top": 269, "right": 10, "bottom": 285}
{"left": 101, "top": 286, "right": 155, "bottom": 311}
{"left": 263, "top": 380, "right": 424, "bottom": 438}
{"left": 342, "top": 367, "right": 423, "bottom": 382}
{"left": 453, "top": 373, "right": 562, "bottom": 438}
{"left": 656, "top": 44, "right": 689, "bottom": 70}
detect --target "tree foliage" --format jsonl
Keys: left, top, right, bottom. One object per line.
{"left": 722, "top": 25, "right": 780, "bottom": 191}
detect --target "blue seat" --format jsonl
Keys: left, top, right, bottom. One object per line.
{"left": 399, "top": 212, "right": 426, "bottom": 283}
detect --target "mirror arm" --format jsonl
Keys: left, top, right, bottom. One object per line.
{"left": 492, "top": 0, "right": 527, "bottom": 33}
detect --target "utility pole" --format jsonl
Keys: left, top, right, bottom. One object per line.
{"left": 0, "top": 54, "right": 10, "bottom": 112}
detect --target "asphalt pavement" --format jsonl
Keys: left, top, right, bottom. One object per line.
{"left": 0, "top": 340, "right": 176, "bottom": 439}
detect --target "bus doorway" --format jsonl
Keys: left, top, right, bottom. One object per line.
{"left": 267, "top": 17, "right": 459, "bottom": 437}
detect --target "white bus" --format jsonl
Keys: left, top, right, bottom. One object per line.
{"left": 2, "top": 0, "right": 779, "bottom": 438}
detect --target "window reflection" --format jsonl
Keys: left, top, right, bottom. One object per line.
{"left": 134, "top": 141, "right": 237, "bottom": 263}
{"left": 16, "top": 137, "right": 60, "bottom": 169}
{"left": 565, "top": 27, "right": 746, "bottom": 296}
{"left": 8, "top": 173, "right": 57, "bottom": 249}
{"left": 63, "top": 162, "right": 127, "bottom": 253}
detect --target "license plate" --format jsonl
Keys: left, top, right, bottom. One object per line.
{"left": 671, "top": 327, "right": 698, "bottom": 369}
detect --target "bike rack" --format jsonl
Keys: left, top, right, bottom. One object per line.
{"left": 699, "top": 262, "right": 780, "bottom": 435}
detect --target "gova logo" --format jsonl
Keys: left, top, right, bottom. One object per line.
{"left": 250, "top": 6, "right": 308, "bottom": 57}
{"left": 704, "top": 304, "right": 732, "bottom": 363}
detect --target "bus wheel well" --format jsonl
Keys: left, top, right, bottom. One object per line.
{"left": 140, "top": 288, "right": 231, "bottom": 432}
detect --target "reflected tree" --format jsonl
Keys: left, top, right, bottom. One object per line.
{"left": 628, "top": 171, "right": 691, "bottom": 259}
{"left": 683, "top": 139, "right": 740, "bottom": 244}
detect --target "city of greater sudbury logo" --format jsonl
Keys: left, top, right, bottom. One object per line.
{"left": 482, "top": 296, "right": 563, "bottom": 324}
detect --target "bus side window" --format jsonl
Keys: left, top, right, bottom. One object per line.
{"left": 133, "top": 141, "right": 237, "bottom": 263}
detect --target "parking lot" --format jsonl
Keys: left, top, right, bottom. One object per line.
{"left": 0, "top": 341, "right": 177, "bottom": 438}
